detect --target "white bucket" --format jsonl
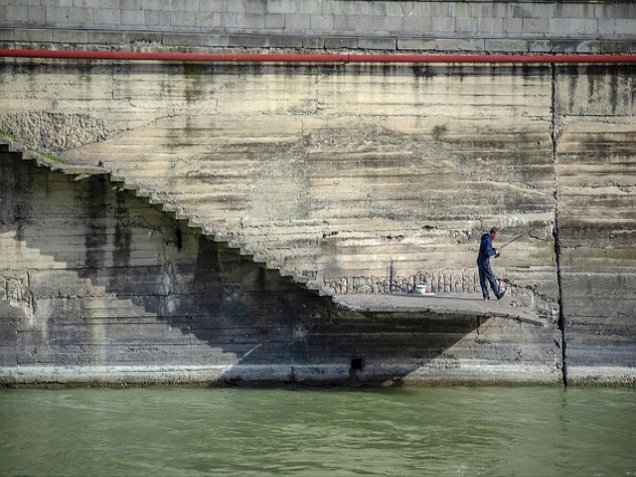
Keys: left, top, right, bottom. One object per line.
{"left": 415, "top": 284, "right": 427, "bottom": 295}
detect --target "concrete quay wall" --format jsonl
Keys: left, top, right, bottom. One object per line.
{"left": 0, "top": 57, "right": 635, "bottom": 385}
{"left": 1, "top": 1, "right": 636, "bottom": 54}
{"left": 0, "top": 153, "right": 561, "bottom": 386}
{"left": 1, "top": 0, "right": 635, "bottom": 386}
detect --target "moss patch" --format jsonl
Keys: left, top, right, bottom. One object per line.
{"left": 36, "top": 150, "right": 70, "bottom": 164}
{"left": 0, "top": 130, "right": 17, "bottom": 142}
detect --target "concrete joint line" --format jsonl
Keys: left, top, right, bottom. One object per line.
{"left": 550, "top": 63, "right": 567, "bottom": 387}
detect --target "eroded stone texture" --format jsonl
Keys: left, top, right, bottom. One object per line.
{"left": 0, "top": 112, "right": 113, "bottom": 153}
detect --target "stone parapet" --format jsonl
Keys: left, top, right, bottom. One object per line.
{"left": 2, "top": 27, "right": 635, "bottom": 55}
{"left": 1, "top": 1, "right": 635, "bottom": 54}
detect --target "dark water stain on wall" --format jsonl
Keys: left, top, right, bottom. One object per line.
{"left": 411, "top": 64, "right": 435, "bottom": 80}
{"left": 81, "top": 175, "right": 108, "bottom": 271}
{"left": 431, "top": 124, "right": 448, "bottom": 142}
{"left": 609, "top": 73, "right": 619, "bottom": 115}
{"left": 183, "top": 63, "right": 207, "bottom": 104}
{"left": 113, "top": 190, "right": 132, "bottom": 268}
{"left": 567, "top": 76, "right": 577, "bottom": 114}
{"left": 0, "top": 153, "right": 34, "bottom": 225}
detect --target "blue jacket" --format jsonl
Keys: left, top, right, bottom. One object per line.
{"left": 477, "top": 233, "right": 497, "bottom": 267}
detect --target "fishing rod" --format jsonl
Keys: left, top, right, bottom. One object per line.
{"left": 499, "top": 225, "right": 546, "bottom": 251}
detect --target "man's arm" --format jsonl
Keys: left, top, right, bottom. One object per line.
{"left": 486, "top": 236, "right": 499, "bottom": 257}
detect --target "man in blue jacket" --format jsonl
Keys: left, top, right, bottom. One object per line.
{"left": 477, "top": 227, "right": 506, "bottom": 301}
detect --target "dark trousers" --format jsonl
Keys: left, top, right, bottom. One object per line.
{"left": 477, "top": 261, "right": 501, "bottom": 299}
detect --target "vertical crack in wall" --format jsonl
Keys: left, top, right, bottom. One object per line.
{"left": 551, "top": 64, "right": 567, "bottom": 386}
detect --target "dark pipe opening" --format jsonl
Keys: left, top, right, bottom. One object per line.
{"left": 176, "top": 228, "right": 183, "bottom": 251}
{"left": 350, "top": 357, "right": 364, "bottom": 371}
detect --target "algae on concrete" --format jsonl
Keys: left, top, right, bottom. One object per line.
{"left": 0, "top": 130, "right": 17, "bottom": 142}
{"left": 36, "top": 150, "right": 70, "bottom": 164}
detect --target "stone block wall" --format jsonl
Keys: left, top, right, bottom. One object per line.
{"left": 1, "top": 1, "right": 635, "bottom": 54}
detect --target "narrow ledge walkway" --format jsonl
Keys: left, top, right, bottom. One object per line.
{"left": 335, "top": 292, "right": 547, "bottom": 327}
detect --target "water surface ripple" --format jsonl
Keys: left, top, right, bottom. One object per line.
{"left": 1, "top": 387, "right": 634, "bottom": 476}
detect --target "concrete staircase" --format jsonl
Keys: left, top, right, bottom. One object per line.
{"left": 0, "top": 62, "right": 559, "bottom": 300}
{"left": 52, "top": 114, "right": 554, "bottom": 299}
{"left": 0, "top": 139, "right": 333, "bottom": 298}
{"left": 1, "top": 103, "right": 557, "bottom": 301}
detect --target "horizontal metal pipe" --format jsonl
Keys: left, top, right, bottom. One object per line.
{"left": 1, "top": 48, "right": 636, "bottom": 64}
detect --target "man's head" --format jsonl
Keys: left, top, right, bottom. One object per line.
{"left": 489, "top": 227, "right": 499, "bottom": 240}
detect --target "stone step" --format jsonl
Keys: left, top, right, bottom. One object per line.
{"left": 6, "top": 148, "right": 327, "bottom": 295}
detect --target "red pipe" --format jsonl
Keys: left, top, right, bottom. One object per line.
{"left": 347, "top": 53, "right": 636, "bottom": 64}
{"left": 1, "top": 48, "right": 636, "bottom": 64}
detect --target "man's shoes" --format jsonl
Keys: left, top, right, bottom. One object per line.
{"left": 483, "top": 297, "right": 490, "bottom": 301}
{"left": 496, "top": 288, "right": 507, "bottom": 300}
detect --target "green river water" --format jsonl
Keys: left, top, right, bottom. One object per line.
{"left": 1, "top": 386, "right": 634, "bottom": 477}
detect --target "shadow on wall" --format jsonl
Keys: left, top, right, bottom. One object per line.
{"left": 0, "top": 152, "right": 482, "bottom": 386}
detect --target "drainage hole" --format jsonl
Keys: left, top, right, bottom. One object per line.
{"left": 350, "top": 357, "right": 364, "bottom": 371}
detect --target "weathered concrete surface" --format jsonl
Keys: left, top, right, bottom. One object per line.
{"left": 1, "top": 58, "right": 635, "bottom": 384}
{"left": 0, "top": 151, "right": 561, "bottom": 385}
{"left": 554, "top": 65, "right": 636, "bottom": 385}
{"left": 0, "top": 61, "right": 559, "bottom": 312}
